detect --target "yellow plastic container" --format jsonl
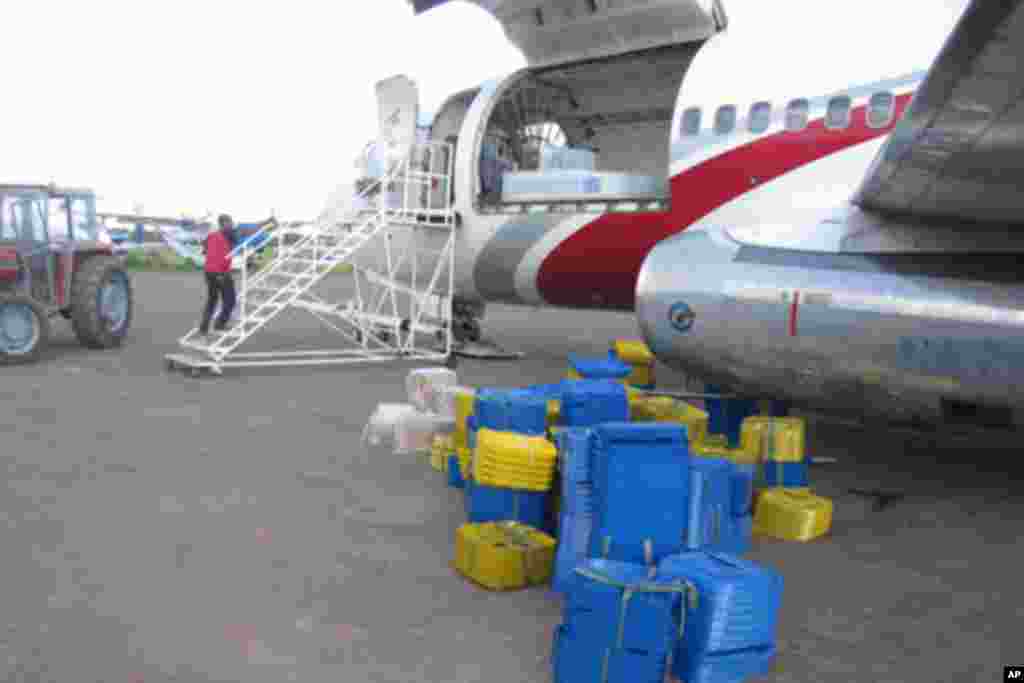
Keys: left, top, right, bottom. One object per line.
{"left": 474, "top": 429, "right": 557, "bottom": 492}
{"left": 630, "top": 395, "right": 676, "bottom": 422}
{"left": 661, "top": 401, "right": 709, "bottom": 447}
{"left": 453, "top": 521, "right": 556, "bottom": 590}
{"left": 740, "top": 417, "right": 806, "bottom": 463}
{"left": 691, "top": 440, "right": 760, "bottom": 467}
{"left": 430, "top": 434, "right": 453, "bottom": 472}
{"left": 753, "top": 488, "right": 832, "bottom": 542}
{"left": 456, "top": 445, "right": 472, "bottom": 480}
{"left": 611, "top": 339, "right": 656, "bottom": 387}
{"left": 453, "top": 388, "right": 477, "bottom": 452}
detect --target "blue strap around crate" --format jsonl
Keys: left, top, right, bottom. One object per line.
{"left": 573, "top": 564, "right": 699, "bottom": 654}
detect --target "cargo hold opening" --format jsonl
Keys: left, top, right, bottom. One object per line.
{"left": 477, "top": 43, "right": 701, "bottom": 213}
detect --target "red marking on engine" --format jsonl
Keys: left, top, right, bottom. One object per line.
{"left": 789, "top": 291, "right": 800, "bottom": 337}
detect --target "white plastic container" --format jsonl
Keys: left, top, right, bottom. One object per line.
{"left": 362, "top": 403, "right": 419, "bottom": 447}
{"left": 406, "top": 368, "right": 458, "bottom": 412}
{"left": 394, "top": 410, "right": 455, "bottom": 454}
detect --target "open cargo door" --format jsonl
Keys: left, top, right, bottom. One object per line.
{"left": 376, "top": 75, "right": 420, "bottom": 166}
{"left": 409, "top": 0, "right": 726, "bottom": 69}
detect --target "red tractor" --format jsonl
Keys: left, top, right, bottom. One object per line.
{"left": 0, "top": 184, "right": 133, "bottom": 364}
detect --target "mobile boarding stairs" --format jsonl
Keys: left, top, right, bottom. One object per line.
{"left": 165, "top": 141, "right": 456, "bottom": 375}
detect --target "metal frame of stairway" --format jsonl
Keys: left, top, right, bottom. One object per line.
{"left": 165, "top": 141, "right": 456, "bottom": 375}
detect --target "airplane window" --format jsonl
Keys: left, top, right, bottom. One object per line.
{"left": 868, "top": 91, "right": 895, "bottom": 128}
{"left": 714, "top": 105, "right": 736, "bottom": 135}
{"left": 826, "top": 95, "right": 852, "bottom": 130}
{"left": 785, "top": 99, "right": 809, "bottom": 131}
{"left": 681, "top": 107, "right": 701, "bottom": 136}
{"left": 749, "top": 101, "right": 771, "bottom": 134}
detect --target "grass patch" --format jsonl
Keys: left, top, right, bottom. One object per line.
{"left": 122, "top": 248, "right": 201, "bottom": 272}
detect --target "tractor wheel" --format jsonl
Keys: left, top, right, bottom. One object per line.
{"left": 0, "top": 294, "right": 49, "bottom": 365}
{"left": 70, "top": 255, "right": 134, "bottom": 349}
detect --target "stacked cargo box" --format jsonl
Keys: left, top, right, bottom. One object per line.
{"left": 587, "top": 423, "right": 692, "bottom": 567}
{"left": 660, "top": 552, "right": 784, "bottom": 683}
{"left": 464, "top": 389, "right": 550, "bottom": 530}
{"left": 553, "top": 559, "right": 695, "bottom": 683}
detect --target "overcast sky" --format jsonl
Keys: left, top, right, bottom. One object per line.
{"left": 0, "top": 0, "right": 524, "bottom": 220}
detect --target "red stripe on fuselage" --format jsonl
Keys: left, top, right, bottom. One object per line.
{"left": 535, "top": 93, "right": 914, "bottom": 310}
{"left": 789, "top": 291, "right": 800, "bottom": 337}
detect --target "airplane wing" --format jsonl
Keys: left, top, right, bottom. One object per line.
{"left": 408, "top": 0, "right": 726, "bottom": 70}
{"left": 853, "top": 0, "right": 1024, "bottom": 223}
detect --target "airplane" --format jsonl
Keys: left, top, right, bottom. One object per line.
{"left": 379, "top": 0, "right": 1015, "bottom": 431}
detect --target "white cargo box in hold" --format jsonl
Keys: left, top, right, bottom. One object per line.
{"left": 540, "top": 144, "right": 596, "bottom": 171}
{"left": 501, "top": 170, "right": 666, "bottom": 202}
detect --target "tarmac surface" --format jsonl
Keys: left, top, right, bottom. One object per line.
{"left": 1, "top": 272, "right": 1021, "bottom": 683}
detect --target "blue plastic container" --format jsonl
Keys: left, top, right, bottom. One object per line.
{"left": 703, "top": 384, "right": 756, "bottom": 447}
{"left": 466, "top": 482, "right": 547, "bottom": 529}
{"left": 561, "top": 557, "right": 696, "bottom": 659}
{"left": 472, "top": 389, "right": 547, "bottom": 436}
{"left": 528, "top": 382, "right": 570, "bottom": 400}
{"left": 556, "top": 428, "right": 595, "bottom": 516}
{"left": 560, "top": 380, "right": 629, "bottom": 428}
{"left": 588, "top": 423, "right": 690, "bottom": 565}
{"left": 463, "top": 474, "right": 473, "bottom": 516}
{"left": 552, "top": 622, "right": 668, "bottom": 683}
{"left": 763, "top": 460, "right": 809, "bottom": 487}
{"left": 552, "top": 508, "right": 594, "bottom": 594}
{"left": 658, "top": 552, "right": 783, "bottom": 657}
{"left": 565, "top": 559, "right": 688, "bottom": 656}
{"left": 687, "top": 458, "right": 753, "bottom": 555}
{"left": 504, "top": 389, "right": 548, "bottom": 435}
{"left": 569, "top": 352, "right": 632, "bottom": 381}
{"left": 673, "top": 644, "right": 776, "bottom": 683}
{"left": 552, "top": 427, "right": 597, "bottom": 594}
{"left": 447, "top": 454, "right": 465, "bottom": 489}
{"left": 473, "top": 389, "right": 507, "bottom": 432}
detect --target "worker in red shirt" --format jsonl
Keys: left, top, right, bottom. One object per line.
{"left": 198, "top": 214, "right": 238, "bottom": 335}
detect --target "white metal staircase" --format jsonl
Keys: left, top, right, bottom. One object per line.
{"left": 165, "top": 140, "right": 456, "bottom": 374}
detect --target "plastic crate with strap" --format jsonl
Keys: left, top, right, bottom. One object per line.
{"left": 453, "top": 521, "right": 556, "bottom": 590}
{"left": 588, "top": 423, "right": 690, "bottom": 567}
{"left": 658, "top": 552, "right": 783, "bottom": 683}
{"left": 552, "top": 558, "right": 699, "bottom": 683}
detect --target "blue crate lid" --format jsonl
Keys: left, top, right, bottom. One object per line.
{"left": 691, "top": 457, "right": 733, "bottom": 472}
{"left": 569, "top": 353, "right": 632, "bottom": 379}
{"left": 527, "top": 382, "right": 570, "bottom": 400}
{"left": 594, "top": 422, "right": 688, "bottom": 444}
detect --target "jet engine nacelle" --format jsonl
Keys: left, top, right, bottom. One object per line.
{"left": 636, "top": 227, "right": 1024, "bottom": 429}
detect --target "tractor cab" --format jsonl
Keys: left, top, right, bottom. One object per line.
{"left": 0, "top": 184, "right": 132, "bottom": 364}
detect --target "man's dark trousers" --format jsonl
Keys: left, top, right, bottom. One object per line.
{"left": 199, "top": 272, "right": 236, "bottom": 333}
